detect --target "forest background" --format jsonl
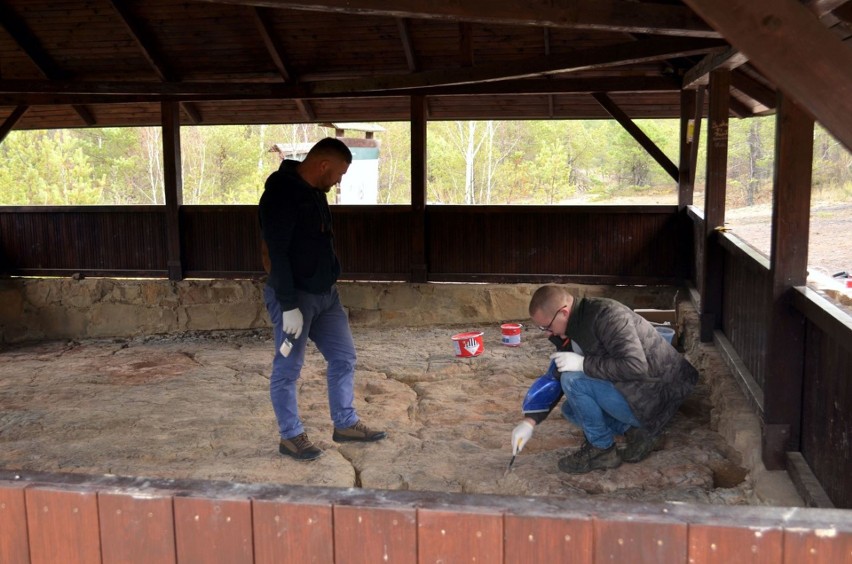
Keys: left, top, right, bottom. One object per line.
{"left": 1, "top": 117, "right": 850, "bottom": 212}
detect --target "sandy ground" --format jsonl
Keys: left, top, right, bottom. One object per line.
{"left": 0, "top": 323, "right": 755, "bottom": 505}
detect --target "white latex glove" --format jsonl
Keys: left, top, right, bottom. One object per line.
{"left": 550, "top": 351, "right": 584, "bottom": 372}
{"left": 281, "top": 308, "right": 304, "bottom": 339}
{"left": 511, "top": 420, "right": 535, "bottom": 455}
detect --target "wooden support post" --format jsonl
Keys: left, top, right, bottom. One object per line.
{"left": 762, "top": 93, "right": 813, "bottom": 470}
{"left": 410, "top": 95, "right": 428, "bottom": 283}
{"left": 699, "top": 69, "right": 730, "bottom": 342}
{"left": 677, "top": 90, "right": 697, "bottom": 280}
{"left": 678, "top": 89, "right": 696, "bottom": 209}
{"left": 689, "top": 86, "right": 705, "bottom": 188}
{"left": 162, "top": 101, "right": 184, "bottom": 281}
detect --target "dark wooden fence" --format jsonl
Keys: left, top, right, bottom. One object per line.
{"left": 792, "top": 288, "right": 852, "bottom": 508}
{"left": 0, "top": 205, "right": 685, "bottom": 283}
{"left": 719, "top": 232, "right": 771, "bottom": 392}
{"left": 689, "top": 209, "right": 852, "bottom": 508}
{"left": 2, "top": 469, "right": 850, "bottom": 564}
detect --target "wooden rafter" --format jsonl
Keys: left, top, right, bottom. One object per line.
{"left": 731, "top": 70, "right": 776, "bottom": 110}
{"left": 251, "top": 7, "right": 316, "bottom": 121}
{"left": 682, "top": 47, "right": 748, "bottom": 89}
{"left": 682, "top": 0, "right": 852, "bottom": 153}
{"left": 803, "top": 0, "right": 851, "bottom": 17}
{"left": 107, "top": 0, "right": 202, "bottom": 124}
{"left": 309, "top": 37, "right": 725, "bottom": 94}
{"left": 396, "top": 18, "right": 418, "bottom": 72}
{"left": 0, "top": 76, "right": 683, "bottom": 105}
{"left": 0, "top": 3, "right": 95, "bottom": 126}
{"left": 193, "top": 0, "right": 720, "bottom": 38}
{"left": 0, "top": 105, "right": 28, "bottom": 143}
{"left": 592, "top": 92, "right": 679, "bottom": 181}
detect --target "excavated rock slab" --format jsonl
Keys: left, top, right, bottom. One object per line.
{"left": 0, "top": 324, "right": 753, "bottom": 504}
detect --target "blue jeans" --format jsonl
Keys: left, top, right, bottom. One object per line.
{"left": 559, "top": 371, "right": 641, "bottom": 449}
{"left": 263, "top": 284, "right": 358, "bottom": 439}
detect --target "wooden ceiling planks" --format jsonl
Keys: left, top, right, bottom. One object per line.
{"left": 1, "top": 0, "right": 847, "bottom": 129}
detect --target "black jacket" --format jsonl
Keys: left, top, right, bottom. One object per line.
{"left": 559, "top": 297, "right": 698, "bottom": 435}
{"left": 258, "top": 159, "right": 341, "bottom": 310}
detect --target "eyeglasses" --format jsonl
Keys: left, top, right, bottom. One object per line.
{"left": 538, "top": 305, "right": 568, "bottom": 332}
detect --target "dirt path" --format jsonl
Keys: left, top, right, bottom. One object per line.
{"left": 726, "top": 202, "right": 852, "bottom": 277}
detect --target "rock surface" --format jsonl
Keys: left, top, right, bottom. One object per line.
{"left": 0, "top": 319, "right": 756, "bottom": 505}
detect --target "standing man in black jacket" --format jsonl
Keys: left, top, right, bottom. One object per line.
{"left": 512, "top": 285, "right": 698, "bottom": 474}
{"left": 259, "top": 137, "right": 386, "bottom": 461}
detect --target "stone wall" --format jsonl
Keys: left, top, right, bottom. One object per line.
{"left": 0, "top": 277, "right": 680, "bottom": 343}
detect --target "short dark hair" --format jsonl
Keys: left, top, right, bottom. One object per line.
{"left": 307, "top": 137, "right": 353, "bottom": 164}
{"left": 529, "top": 285, "right": 572, "bottom": 316}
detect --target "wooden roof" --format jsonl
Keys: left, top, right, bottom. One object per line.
{"left": 0, "top": 1, "right": 851, "bottom": 140}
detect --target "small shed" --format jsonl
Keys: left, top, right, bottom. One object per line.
{"left": 269, "top": 122, "right": 385, "bottom": 204}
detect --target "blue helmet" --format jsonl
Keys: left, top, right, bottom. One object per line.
{"left": 522, "top": 360, "right": 563, "bottom": 413}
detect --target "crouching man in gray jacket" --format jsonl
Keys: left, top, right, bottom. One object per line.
{"left": 512, "top": 285, "right": 698, "bottom": 474}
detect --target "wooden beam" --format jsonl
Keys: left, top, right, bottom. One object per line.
{"left": 0, "top": 3, "right": 67, "bottom": 79}
{"left": 0, "top": 3, "right": 94, "bottom": 125}
{"left": 763, "top": 93, "right": 814, "bottom": 470}
{"left": 678, "top": 90, "right": 696, "bottom": 209}
{"left": 699, "top": 69, "right": 730, "bottom": 342}
{"left": 71, "top": 104, "right": 96, "bottom": 126}
{"left": 803, "top": 0, "right": 851, "bottom": 17}
{"left": 681, "top": 0, "right": 852, "bottom": 153}
{"left": 162, "top": 101, "right": 184, "bottom": 281}
{"left": 193, "top": 0, "right": 720, "bottom": 38}
{"left": 251, "top": 7, "right": 316, "bottom": 121}
{"left": 727, "top": 96, "right": 754, "bottom": 118}
{"left": 689, "top": 86, "right": 706, "bottom": 188}
{"left": 310, "top": 37, "right": 725, "bottom": 94}
{"left": 108, "top": 0, "right": 204, "bottom": 124}
{"left": 0, "top": 105, "right": 28, "bottom": 144}
{"left": 107, "top": 0, "right": 169, "bottom": 81}
{"left": 682, "top": 47, "right": 749, "bottom": 89}
{"left": 410, "top": 95, "right": 427, "bottom": 283}
{"left": 396, "top": 18, "right": 418, "bottom": 72}
{"left": 180, "top": 102, "right": 202, "bottom": 124}
{"left": 730, "top": 69, "right": 776, "bottom": 110}
{"left": 0, "top": 76, "right": 682, "bottom": 103}
{"left": 592, "top": 92, "right": 679, "bottom": 182}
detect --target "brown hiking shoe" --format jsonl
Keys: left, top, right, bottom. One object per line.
{"left": 279, "top": 432, "right": 323, "bottom": 460}
{"left": 332, "top": 420, "right": 387, "bottom": 443}
{"left": 620, "top": 427, "right": 661, "bottom": 463}
{"left": 557, "top": 441, "right": 621, "bottom": 474}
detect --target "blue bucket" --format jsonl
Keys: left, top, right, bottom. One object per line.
{"left": 655, "top": 325, "right": 675, "bottom": 345}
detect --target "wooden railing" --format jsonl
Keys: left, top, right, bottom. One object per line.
{"left": 687, "top": 207, "right": 852, "bottom": 508}
{"left": 0, "top": 205, "right": 685, "bottom": 284}
{"left": 1, "top": 469, "right": 850, "bottom": 564}
{"left": 792, "top": 287, "right": 852, "bottom": 508}
{"left": 718, "top": 232, "right": 771, "bottom": 392}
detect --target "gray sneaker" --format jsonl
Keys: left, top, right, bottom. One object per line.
{"left": 558, "top": 441, "right": 621, "bottom": 474}
{"left": 279, "top": 432, "right": 323, "bottom": 460}
{"left": 620, "top": 427, "right": 661, "bottom": 463}
{"left": 332, "top": 420, "right": 387, "bottom": 443}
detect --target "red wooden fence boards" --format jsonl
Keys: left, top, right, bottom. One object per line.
{"left": 1, "top": 471, "right": 850, "bottom": 564}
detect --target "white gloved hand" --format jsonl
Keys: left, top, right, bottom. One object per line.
{"left": 511, "top": 420, "right": 535, "bottom": 455}
{"left": 550, "top": 351, "right": 584, "bottom": 372}
{"left": 281, "top": 308, "right": 304, "bottom": 339}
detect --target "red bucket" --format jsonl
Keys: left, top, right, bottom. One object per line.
{"left": 500, "top": 323, "right": 522, "bottom": 346}
{"left": 452, "top": 331, "right": 484, "bottom": 358}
